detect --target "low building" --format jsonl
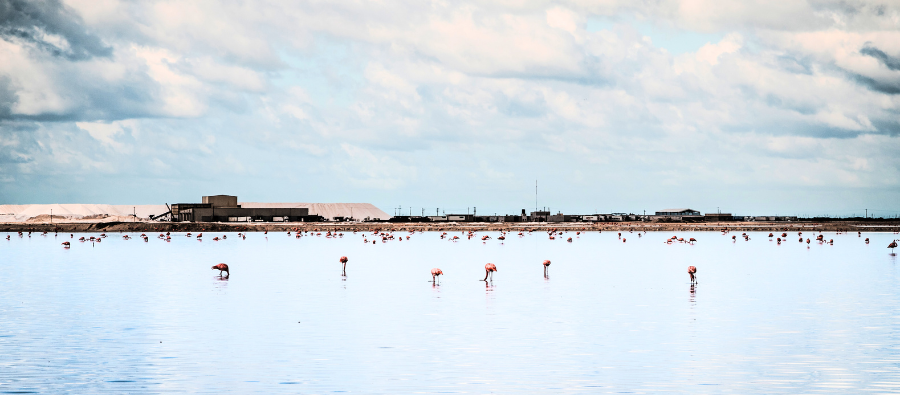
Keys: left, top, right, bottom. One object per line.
{"left": 529, "top": 211, "right": 550, "bottom": 222}
{"left": 704, "top": 213, "right": 735, "bottom": 221}
{"left": 173, "top": 195, "right": 309, "bottom": 222}
{"left": 178, "top": 206, "right": 311, "bottom": 222}
{"left": 548, "top": 214, "right": 574, "bottom": 222}
{"left": 655, "top": 208, "right": 701, "bottom": 216}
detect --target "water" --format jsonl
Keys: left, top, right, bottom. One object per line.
{"left": 2, "top": 230, "right": 900, "bottom": 393}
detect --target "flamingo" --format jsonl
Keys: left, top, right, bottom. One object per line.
{"left": 431, "top": 268, "right": 443, "bottom": 284}
{"left": 211, "top": 263, "right": 229, "bottom": 277}
{"left": 543, "top": 260, "right": 551, "bottom": 276}
{"left": 61, "top": 241, "right": 70, "bottom": 248}
{"left": 689, "top": 237, "right": 697, "bottom": 244}
{"left": 483, "top": 263, "right": 498, "bottom": 281}
{"left": 890, "top": 240, "right": 898, "bottom": 253}
{"left": 340, "top": 256, "right": 349, "bottom": 275}
{"left": 688, "top": 266, "right": 697, "bottom": 283}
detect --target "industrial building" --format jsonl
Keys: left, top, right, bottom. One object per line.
{"left": 171, "top": 195, "right": 313, "bottom": 222}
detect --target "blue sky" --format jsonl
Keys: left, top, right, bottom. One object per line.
{"left": 0, "top": 0, "right": 898, "bottom": 217}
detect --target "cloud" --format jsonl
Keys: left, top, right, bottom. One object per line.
{"left": 860, "top": 44, "right": 900, "bottom": 71}
{"left": 0, "top": 0, "right": 897, "bottom": 215}
{"left": 0, "top": 0, "right": 111, "bottom": 60}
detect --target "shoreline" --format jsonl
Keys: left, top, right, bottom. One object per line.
{"left": 2, "top": 221, "right": 899, "bottom": 233}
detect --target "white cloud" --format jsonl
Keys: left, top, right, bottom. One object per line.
{"left": 1, "top": 0, "right": 899, "bottom": 214}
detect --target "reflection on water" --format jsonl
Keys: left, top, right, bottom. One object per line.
{"left": 2, "top": 231, "right": 900, "bottom": 393}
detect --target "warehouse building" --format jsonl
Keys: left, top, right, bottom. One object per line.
{"left": 169, "top": 195, "right": 391, "bottom": 222}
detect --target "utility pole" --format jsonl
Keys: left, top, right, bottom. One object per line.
{"left": 133, "top": 207, "right": 136, "bottom": 223}
{"left": 50, "top": 208, "right": 52, "bottom": 225}
{"left": 535, "top": 180, "right": 538, "bottom": 213}
{"left": 865, "top": 209, "right": 867, "bottom": 218}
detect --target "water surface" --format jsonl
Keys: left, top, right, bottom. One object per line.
{"left": 2, "top": 230, "right": 900, "bottom": 393}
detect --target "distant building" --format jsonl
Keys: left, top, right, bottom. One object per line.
{"left": 529, "top": 211, "right": 550, "bottom": 222}
{"left": 704, "top": 213, "right": 735, "bottom": 221}
{"left": 172, "top": 195, "right": 309, "bottom": 222}
{"left": 655, "top": 208, "right": 701, "bottom": 216}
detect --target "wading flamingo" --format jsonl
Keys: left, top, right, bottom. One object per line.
{"left": 340, "top": 256, "right": 349, "bottom": 275}
{"left": 211, "top": 263, "right": 229, "bottom": 277}
{"left": 543, "top": 260, "right": 551, "bottom": 276}
{"left": 890, "top": 240, "right": 898, "bottom": 253}
{"left": 431, "top": 268, "right": 443, "bottom": 284}
{"left": 688, "top": 266, "right": 697, "bottom": 284}
{"left": 483, "top": 263, "right": 498, "bottom": 281}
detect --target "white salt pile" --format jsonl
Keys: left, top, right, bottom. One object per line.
{"left": 0, "top": 204, "right": 168, "bottom": 223}
{"left": 0, "top": 203, "right": 391, "bottom": 222}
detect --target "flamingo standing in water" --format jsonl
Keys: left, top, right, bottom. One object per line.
{"left": 211, "top": 263, "right": 229, "bottom": 277}
{"left": 890, "top": 240, "right": 898, "bottom": 253}
{"left": 483, "top": 263, "right": 498, "bottom": 281}
{"left": 340, "top": 256, "right": 349, "bottom": 275}
{"left": 543, "top": 260, "right": 551, "bottom": 276}
{"left": 431, "top": 268, "right": 443, "bottom": 284}
{"left": 687, "top": 266, "right": 697, "bottom": 284}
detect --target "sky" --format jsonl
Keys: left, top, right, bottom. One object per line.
{"left": 0, "top": 0, "right": 898, "bottom": 218}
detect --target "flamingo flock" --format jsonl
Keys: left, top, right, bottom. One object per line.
{"left": 8, "top": 227, "right": 898, "bottom": 289}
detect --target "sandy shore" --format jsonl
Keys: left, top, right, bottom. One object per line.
{"left": 2, "top": 221, "right": 899, "bottom": 233}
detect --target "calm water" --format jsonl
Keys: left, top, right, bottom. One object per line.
{"left": 2, "top": 230, "right": 900, "bottom": 394}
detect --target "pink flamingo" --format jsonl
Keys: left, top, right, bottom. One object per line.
{"left": 211, "top": 263, "right": 229, "bottom": 277}
{"left": 340, "top": 256, "right": 349, "bottom": 275}
{"left": 431, "top": 268, "right": 443, "bottom": 284}
{"left": 890, "top": 240, "right": 898, "bottom": 253}
{"left": 61, "top": 241, "right": 70, "bottom": 248}
{"left": 543, "top": 260, "right": 551, "bottom": 276}
{"left": 688, "top": 266, "right": 697, "bottom": 283}
{"left": 483, "top": 263, "right": 498, "bottom": 281}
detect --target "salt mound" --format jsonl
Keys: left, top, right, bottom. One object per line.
{"left": 0, "top": 203, "right": 391, "bottom": 222}
{"left": 0, "top": 204, "right": 169, "bottom": 222}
